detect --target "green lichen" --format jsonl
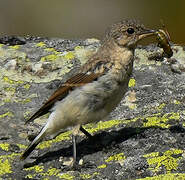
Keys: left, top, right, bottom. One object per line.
{"left": 58, "top": 173, "right": 74, "bottom": 180}
{"left": 0, "top": 159, "right": 12, "bottom": 175}
{"left": 0, "top": 153, "right": 20, "bottom": 176}
{"left": 44, "top": 48, "right": 60, "bottom": 55}
{"left": 41, "top": 54, "right": 59, "bottom": 61}
{"left": 80, "top": 173, "right": 92, "bottom": 179}
{"left": 23, "top": 84, "right": 31, "bottom": 89}
{"left": 18, "top": 98, "right": 32, "bottom": 104}
{"left": 25, "top": 165, "right": 44, "bottom": 173}
{"left": 25, "top": 174, "right": 34, "bottom": 179}
{"left": 156, "top": 103, "right": 166, "bottom": 111}
{"left": 0, "top": 143, "right": 9, "bottom": 151}
{"left": 9, "top": 45, "right": 20, "bottom": 50}
{"left": 62, "top": 51, "right": 75, "bottom": 60}
{"left": 105, "top": 152, "right": 125, "bottom": 162}
{"left": 36, "top": 42, "right": 46, "bottom": 47}
{"left": 173, "top": 100, "right": 181, "bottom": 105}
{"left": 4, "top": 87, "right": 16, "bottom": 93}
{"left": 38, "top": 131, "right": 71, "bottom": 149}
{"left": 128, "top": 78, "right": 136, "bottom": 87}
{"left": 143, "top": 149, "right": 183, "bottom": 172}
{"left": 137, "top": 173, "right": 185, "bottom": 180}
{"left": 97, "top": 164, "right": 107, "bottom": 168}
{"left": 40, "top": 167, "right": 60, "bottom": 176}
{"left": 3, "top": 76, "right": 24, "bottom": 84}
{"left": 143, "top": 112, "right": 180, "bottom": 128}
{"left": 0, "top": 111, "right": 14, "bottom": 119}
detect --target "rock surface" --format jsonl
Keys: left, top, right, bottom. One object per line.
{"left": 0, "top": 36, "right": 185, "bottom": 179}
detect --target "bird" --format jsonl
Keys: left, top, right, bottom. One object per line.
{"left": 20, "top": 19, "right": 155, "bottom": 165}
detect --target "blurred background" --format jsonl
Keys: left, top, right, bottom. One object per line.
{"left": 0, "top": 0, "right": 184, "bottom": 44}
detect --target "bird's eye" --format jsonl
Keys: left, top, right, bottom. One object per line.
{"left": 126, "top": 28, "right": 135, "bottom": 34}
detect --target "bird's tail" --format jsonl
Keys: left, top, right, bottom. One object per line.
{"left": 20, "top": 126, "right": 47, "bottom": 160}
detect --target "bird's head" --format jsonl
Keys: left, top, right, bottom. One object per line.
{"left": 105, "top": 19, "right": 155, "bottom": 49}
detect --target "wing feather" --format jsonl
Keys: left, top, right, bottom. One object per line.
{"left": 25, "top": 72, "right": 101, "bottom": 124}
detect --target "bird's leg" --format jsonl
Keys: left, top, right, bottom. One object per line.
{"left": 70, "top": 125, "right": 80, "bottom": 167}
{"left": 72, "top": 134, "right": 77, "bottom": 165}
{"left": 80, "top": 126, "right": 92, "bottom": 138}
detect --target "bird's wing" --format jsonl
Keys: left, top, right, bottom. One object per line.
{"left": 25, "top": 72, "right": 102, "bottom": 124}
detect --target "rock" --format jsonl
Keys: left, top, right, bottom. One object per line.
{"left": 0, "top": 36, "right": 184, "bottom": 179}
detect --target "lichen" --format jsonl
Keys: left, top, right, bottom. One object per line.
{"left": 105, "top": 152, "right": 125, "bottom": 162}
{"left": 143, "top": 149, "right": 183, "bottom": 172}
{"left": 9, "top": 45, "right": 20, "bottom": 50}
{"left": 3, "top": 76, "right": 24, "bottom": 84}
{"left": 156, "top": 103, "right": 166, "bottom": 111}
{"left": 128, "top": 78, "right": 136, "bottom": 87}
{"left": 0, "top": 143, "right": 9, "bottom": 151}
{"left": 80, "top": 173, "right": 92, "bottom": 179}
{"left": 97, "top": 164, "right": 107, "bottom": 168}
{"left": 137, "top": 173, "right": 185, "bottom": 180}
{"left": 62, "top": 51, "right": 75, "bottom": 60}
{"left": 23, "top": 84, "right": 31, "bottom": 89}
{"left": 0, "top": 111, "right": 14, "bottom": 119}
{"left": 0, "top": 159, "right": 12, "bottom": 175}
{"left": 25, "top": 165, "right": 44, "bottom": 173}
{"left": 36, "top": 42, "right": 46, "bottom": 47}
{"left": 143, "top": 112, "right": 180, "bottom": 128}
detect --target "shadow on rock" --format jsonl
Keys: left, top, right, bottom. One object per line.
{"left": 22, "top": 125, "right": 160, "bottom": 169}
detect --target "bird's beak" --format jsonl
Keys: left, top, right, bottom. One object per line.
{"left": 137, "top": 29, "right": 156, "bottom": 40}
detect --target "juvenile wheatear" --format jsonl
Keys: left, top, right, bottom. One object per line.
{"left": 20, "top": 19, "right": 155, "bottom": 165}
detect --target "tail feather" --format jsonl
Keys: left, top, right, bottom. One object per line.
{"left": 20, "top": 128, "right": 47, "bottom": 160}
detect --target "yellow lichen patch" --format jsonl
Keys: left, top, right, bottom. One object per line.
{"left": 23, "top": 111, "right": 32, "bottom": 119}
{"left": 0, "top": 111, "right": 14, "bottom": 119}
{"left": 4, "top": 87, "right": 16, "bottom": 93}
{"left": 105, "top": 152, "right": 125, "bottom": 162}
{"left": 97, "top": 164, "right": 107, "bottom": 168}
{"left": 143, "top": 149, "right": 183, "bottom": 173}
{"left": 25, "top": 166, "right": 74, "bottom": 179}
{"left": 40, "top": 167, "right": 60, "bottom": 177}
{"left": 41, "top": 54, "right": 59, "bottom": 61}
{"left": 0, "top": 143, "right": 9, "bottom": 151}
{"left": 58, "top": 173, "right": 74, "bottom": 180}
{"left": 137, "top": 173, "right": 185, "bottom": 180}
{"left": 16, "top": 143, "right": 27, "bottom": 149}
{"left": 3, "top": 76, "right": 24, "bottom": 84}
{"left": 0, "top": 153, "right": 20, "bottom": 176}
{"left": 44, "top": 48, "right": 60, "bottom": 55}
{"left": 128, "top": 78, "right": 136, "bottom": 87}
{"left": 25, "top": 165, "right": 44, "bottom": 173}
{"left": 9, "top": 45, "right": 20, "bottom": 50}
{"left": 143, "top": 112, "right": 180, "bottom": 128}
{"left": 19, "top": 98, "right": 32, "bottom": 104}
{"left": 62, "top": 51, "right": 75, "bottom": 60}
{"left": 36, "top": 42, "right": 46, "bottom": 47}
{"left": 23, "top": 84, "right": 31, "bottom": 89}
{"left": 45, "top": 48, "right": 56, "bottom": 52}
{"left": 74, "top": 45, "right": 83, "bottom": 51}
{"left": 156, "top": 103, "right": 166, "bottom": 111}
{"left": 80, "top": 173, "right": 92, "bottom": 179}
{"left": 3, "top": 98, "right": 11, "bottom": 103}
{"left": 84, "top": 117, "right": 139, "bottom": 135}
{"left": 129, "top": 104, "right": 137, "bottom": 110}
{"left": 25, "top": 174, "right": 34, "bottom": 179}
{"left": 0, "top": 159, "right": 12, "bottom": 176}
{"left": 38, "top": 131, "right": 71, "bottom": 149}
{"left": 173, "top": 99, "right": 181, "bottom": 105}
